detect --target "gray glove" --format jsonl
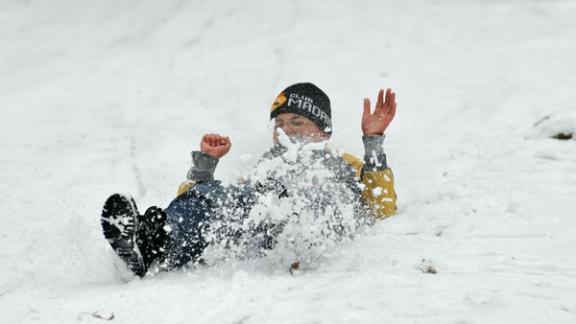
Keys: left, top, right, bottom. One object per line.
{"left": 186, "top": 151, "right": 219, "bottom": 182}
{"left": 362, "top": 135, "right": 388, "bottom": 171}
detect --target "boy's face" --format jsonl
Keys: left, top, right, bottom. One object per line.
{"left": 273, "top": 113, "right": 329, "bottom": 144}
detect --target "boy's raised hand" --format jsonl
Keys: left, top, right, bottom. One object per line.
{"left": 200, "top": 133, "right": 231, "bottom": 159}
{"left": 362, "top": 88, "right": 397, "bottom": 136}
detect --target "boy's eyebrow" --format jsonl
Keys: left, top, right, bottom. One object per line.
{"left": 289, "top": 116, "right": 302, "bottom": 120}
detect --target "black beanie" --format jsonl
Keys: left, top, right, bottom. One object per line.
{"left": 270, "top": 82, "right": 332, "bottom": 134}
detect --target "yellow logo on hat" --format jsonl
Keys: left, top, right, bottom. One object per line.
{"left": 271, "top": 92, "right": 287, "bottom": 112}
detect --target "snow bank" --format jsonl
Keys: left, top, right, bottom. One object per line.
{"left": 529, "top": 108, "right": 576, "bottom": 141}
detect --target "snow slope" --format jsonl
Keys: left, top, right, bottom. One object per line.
{"left": 1, "top": 0, "right": 576, "bottom": 322}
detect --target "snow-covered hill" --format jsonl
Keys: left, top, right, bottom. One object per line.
{"left": 1, "top": 0, "right": 575, "bottom": 323}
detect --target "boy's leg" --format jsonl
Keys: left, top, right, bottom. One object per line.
{"left": 163, "top": 188, "right": 214, "bottom": 268}
{"left": 101, "top": 181, "right": 264, "bottom": 274}
{"left": 100, "top": 186, "right": 221, "bottom": 275}
{"left": 163, "top": 180, "right": 260, "bottom": 268}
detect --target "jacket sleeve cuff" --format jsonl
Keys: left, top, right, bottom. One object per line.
{"left": 186, "top": 151, "right": 219, "bottom": 182}
{"left": 362, "top": 135, "right": 388, "bottom": 171}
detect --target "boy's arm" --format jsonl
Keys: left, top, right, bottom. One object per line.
{"left": 342, "top": 135, "right": 397, "bottom": 219}
{"left": 360, "top": 135, "right": 397, "bottom": 218}
{"left": 356, "top": 87, "right": 397, "bottom": 218}
{"left": 177, "top": 132, "right": 232, "bottom": 196}
{"left": 177, "top": 151, "right": 220, "bottom": 196}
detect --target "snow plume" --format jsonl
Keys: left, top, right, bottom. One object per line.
{"left": 199, "top": 137, "right": 369, "bottom": 270}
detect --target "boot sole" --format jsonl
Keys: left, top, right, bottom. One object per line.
{"left": 101, "top": 194, "right": 147, "bottom": 277}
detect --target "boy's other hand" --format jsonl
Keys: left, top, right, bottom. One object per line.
{"left": 362, "top": 88, "right": 397, "bottom": 136}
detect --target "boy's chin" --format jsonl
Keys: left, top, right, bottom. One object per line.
{"left": 288, "top": 135, "right": 316, "bottom": 144}
{"left": 288, "top": 136, "right": 305, "bottom": 143}
{"left": 288, "top": 135, "right": 329, "bottom": 146}
{"left": 274, "top": 133, "right": 327, "bottom": 147}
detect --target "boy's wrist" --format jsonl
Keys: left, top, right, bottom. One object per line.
{"left": 187, "top": 151, "right": 219, "bottom": 181}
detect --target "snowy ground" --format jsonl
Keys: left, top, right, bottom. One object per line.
{"left": 1, "top": 0, "right": 576, "bottom": 323}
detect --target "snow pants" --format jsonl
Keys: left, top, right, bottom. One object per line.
{"left": 163, "top": 180, "right": 261, "bottom": 268}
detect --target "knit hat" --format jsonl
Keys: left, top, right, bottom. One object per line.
{"left": 270, "top": 83, "right": 332, "bottom": 134}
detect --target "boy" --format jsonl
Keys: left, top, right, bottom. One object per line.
{"left": 101, "top": 82, "right": 397, "bottom": 277}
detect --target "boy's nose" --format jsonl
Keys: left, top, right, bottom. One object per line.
{"left": 278, "top": 125, "right": 295, "bottom": 135}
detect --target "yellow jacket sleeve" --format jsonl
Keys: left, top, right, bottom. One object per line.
{"left": 342, "top": 153, "right": 397, "bottom": 219}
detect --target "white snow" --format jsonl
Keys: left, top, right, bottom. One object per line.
{"left": 1, "top": 0, "right": 576, "bottom": 323}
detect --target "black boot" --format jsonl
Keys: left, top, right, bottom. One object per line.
{"left": 138, "top": 206, "right": 171, "bottom": 271}
{"left": 101, "top": 194, "right": 171, "bottom": 277}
